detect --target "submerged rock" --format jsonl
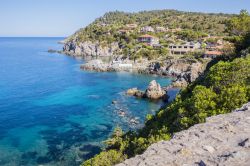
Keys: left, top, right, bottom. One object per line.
{"left": 48, "top": 49, "right": 58, "bottom": 53}
{"left": 112, "top": 100, "right": 118, "bottom": 104}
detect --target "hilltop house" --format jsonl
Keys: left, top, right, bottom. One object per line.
{"left": 169, "top": 42, "right": 201, "bottom": 55}
{"left": 138, "top": 34, "right": 159, "bottom": 46}
{"left": 140, "top": 26, "right": 155, "bottom": 33}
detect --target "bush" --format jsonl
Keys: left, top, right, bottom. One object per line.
{"left": 82, "top": 150, "right": 126, "bottom": 166}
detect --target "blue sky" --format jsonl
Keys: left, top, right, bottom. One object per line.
{"left": 0, "top": 0, "right": 250, "bottom": 37}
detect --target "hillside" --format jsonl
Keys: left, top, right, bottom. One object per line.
{"left": 63, "top": 10, "right": 233, "bottom": 60}
{"left": 67, "top": 10, "right": 231, "bottom": 43}
{"left": 62, "top": 10, "right": 238, "bottom": 88}
{"left": 79, "top": 10, "right": 250, "bottom": 166}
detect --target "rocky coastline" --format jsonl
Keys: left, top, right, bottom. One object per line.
{"left": 62, "top": 40, "right": 208, "bottom": 88}
{"left": 80, "top": 58, "right": 207, "bottom": 88}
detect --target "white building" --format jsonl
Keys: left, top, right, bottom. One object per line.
{"left": 140, "top": 26, "right": 155, "bottom": 33}
{"left": 156, "top": 26, "right": 167, "bottom": 32}
{"left": 169, "top": 42, "right": 201, "bottom": 55}
{"left": 138, "top": 34, "right": 159, "bottom": 46}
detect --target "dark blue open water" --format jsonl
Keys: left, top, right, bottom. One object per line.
{"left": 0, "top": 38, "right": 178, "bottom": 166}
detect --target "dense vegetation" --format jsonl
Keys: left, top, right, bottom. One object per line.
{"left": 82, "top": 10, "right": 250, "bottom": 166}
{"left": 70, "top": 10, "right": 230, "bottom": 42}
{"left": 67, "top": 10, "right": 233, "bottom": 60}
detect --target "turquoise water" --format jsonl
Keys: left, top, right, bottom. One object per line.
{"left": 0, "top": 38, "right": 178, "bottom": 166}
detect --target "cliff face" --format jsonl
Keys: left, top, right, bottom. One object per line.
{"left": 63, "top": 40, "right": 120, "bottom": 57}
{"left": 144, "top": 59, "right": 206, "bottom": 87}
{"left": 63, "top": 26, "right": 208, "bottom": 88}
{"left": 117, "top": 102, "right": 250, "bottom": 166}
{"left": 80, "top": 58, "right": 207, "bottom": 88}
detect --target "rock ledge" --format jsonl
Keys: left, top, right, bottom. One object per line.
{"left": 117, "top": 102, "right": 250, "bottom": 166}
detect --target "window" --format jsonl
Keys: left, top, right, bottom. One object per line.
{"left": 190, "top": 46, "right": 194, "bottom": 49}
{"left": 184, "top": 46, "right": 188, "bottom": 48}
{"left": 173, "top": 46, "right": 177, "bottom": 48}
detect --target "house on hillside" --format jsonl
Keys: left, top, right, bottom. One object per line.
{"left": 98, "top": 23, "right": 108, "bottom": 27}
{"left": 206, "top": 43, "right": 224, "bottom": 51}
{"left": 126, "top": 24, "right": 138, "bottom": 29}
{"left": 205, "top": 38, "right": 224, "bottom": 51}
{"left": 156, "top": 26, "right": 167, "bottom": 32}
{"left": 140, "top": 26, "right": 155, "bottom": 33}
{"left": 118, "top": 29, "right": 130, "bottom": 35}
{"left": 169, "top": 42, "right": 201, "bottom": 55}
{"left": 138, "top": 34, "right": 159, "bottom": 46}
{"left": 203, "top": 50, "right": 223, "bottom": 59}
{"left": 112, "top": 60, "right": 133, "bottom": 69}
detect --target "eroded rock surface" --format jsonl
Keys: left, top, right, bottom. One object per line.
{"left": 127, "top": 80, "right": 167, "bottom": 100}
{"left": 63, "top": 39, "right": 208, "bottom": 88}
{"left": 144, "top": 80, "right": 166, "bottom": 100}
{"left": 63, "top": 41, "right": 119, "bottom": 57}
{"left": 117, "top": 102, "right": 250, "bottom": 166}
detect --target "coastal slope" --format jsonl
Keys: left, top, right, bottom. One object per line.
{"left": 61, "top": 10, "right": 231, "bottom": 87}
{"left": 117, "top": 102, "right": 250, "bottom": 166}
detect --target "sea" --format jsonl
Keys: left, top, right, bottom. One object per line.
{"left": 0, "top": 37, "right": 178, "bottom": 166}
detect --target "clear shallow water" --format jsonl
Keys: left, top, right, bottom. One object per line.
{"left": 0, "top": 38, "right": 178, "bottom": 166}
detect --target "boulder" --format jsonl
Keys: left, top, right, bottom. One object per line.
{"left": 126, "top": 88, "right": 144, "bottom": 98}
{"left": 126, "top": 81, "right": 168, "bottom": 100}
{"left": 145, "top": 80, "right": 166, "bottom": 100}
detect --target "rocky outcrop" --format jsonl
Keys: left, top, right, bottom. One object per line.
{"left": 80, "top": 58, "right": 207, "bottom": 88}
{"left": 127, "top": 80, "right": 167, "bottom": 100}
{"left": 126, "top": 88, "right": 144, "bottom": 98}
{"left": 80, "top": 60, "right": 112, "bottom": 72}
{"left": 145, "top": 59, "right": 206, "bottom": 87}
{"left": 144, "top": 80, "right": 166, "bottom": 100}
{"left": 63, "top": 39, "right": 207, "bottom": 88}
{"left": 117, "top": 102, "right": 250, "bottom": 166}
{"left": 63, "top": 40, "right": 120, "bottom": 57}
{"left": 80, "top": 59, "right": 133, "bottom": 72}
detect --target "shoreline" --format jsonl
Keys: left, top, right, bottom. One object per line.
{"left": 55, "top": 50, "right": 209, "bottom": 88}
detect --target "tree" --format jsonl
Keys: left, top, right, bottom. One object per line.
{"left": 227, "top": 9, "right": 250, "bottom": 35}
{"left": 218, "top": 85, "right": 248, "bottom": 112}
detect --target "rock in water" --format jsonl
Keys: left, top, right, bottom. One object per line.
{"left": 126, "top": 81, "right": 168, "bottom": 100}
{"left": 145, "top": 80, "right": 166, "bottom": 100}
{"left": 126, "top": 88, "right": 144, "bottom": 98}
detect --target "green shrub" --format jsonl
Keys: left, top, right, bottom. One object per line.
{"left": 82, "top": 150, "right": 126, "bottom": 166}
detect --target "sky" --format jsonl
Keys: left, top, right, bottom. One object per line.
{"left": 0, "top": 0, "right": 250, "bottom": 37}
